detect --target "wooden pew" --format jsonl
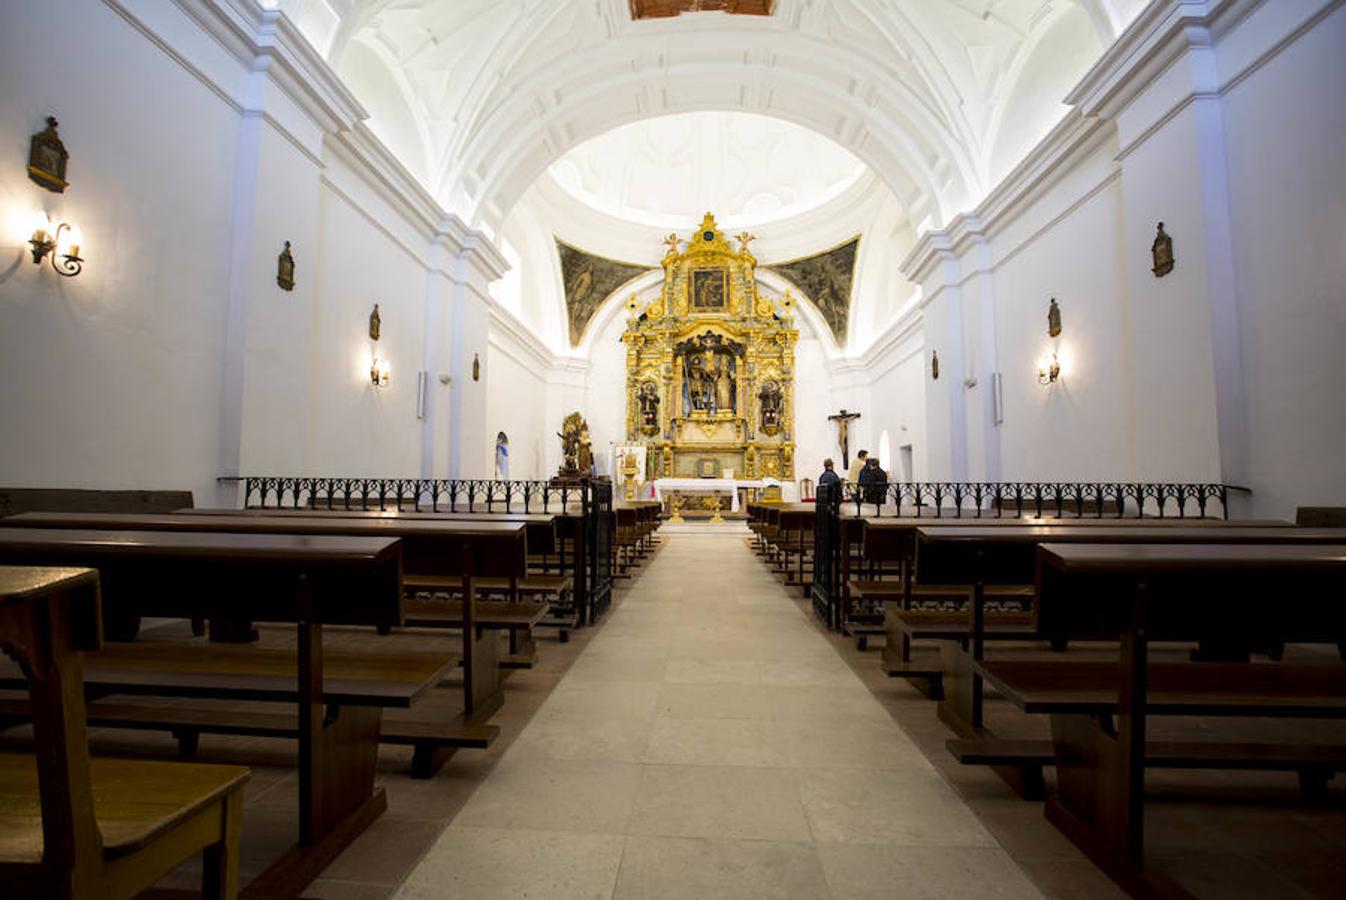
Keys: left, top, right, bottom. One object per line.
{"left": 0, "top": 565, "right": 249, "bottom": 900}
{"left": 0, "top": 528, "right": 434, "bottom": 898}
{"left": 912, "top": 523, "right": 1346, "bottom": 798}
{"left": 856, "top": 518, "right": 1292, "bottom": 693}
{"left": 979, "top": 543, "right": 1346, "bottom": 898}
{"left": 774, "top": 506, "right": 815, "bottom": 597}
{"left": 176, "top": 507, "right": 577, "bottom": 645}
{"left": 8, "top": 511, "right": 523, "bottom": 766}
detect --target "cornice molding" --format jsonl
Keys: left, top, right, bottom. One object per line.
{"left": 1064, "top": 0, "right": 1261, "bottom": 119}
{"left": 327, "top": 124, "right": 446, "bottom": 240}
{"left": 488, "top": 305, "right": 556, "bottom": 374}
{"left": 166, "top": 0, "right": 366, "bottom": 131}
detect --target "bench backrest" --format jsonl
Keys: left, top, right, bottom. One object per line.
{"left": 0, "top": 488, "right": 194, "bottom": 517}
{"left": 0, "top": 568, "right": 105, "bottom": 884}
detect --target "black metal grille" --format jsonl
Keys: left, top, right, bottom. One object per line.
{"left": 807, "top": 480, "right": 1249, "bottom": 631}
{"left": 811, "top": 481, "right": 841, "bottom": 629}
{"left": 836, "top": 481, "right": 1247, "bottom": 519}
{"left": 237, "top": 476, "right": 581, "bottom": 514}
{"left": 229, "top": 475, "right": 614, "bottom": 625}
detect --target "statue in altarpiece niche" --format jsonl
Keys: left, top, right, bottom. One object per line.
{"left": 637, "top": 381, "right": 660, "bottom": 434}
{"left": 758, "top": 380, "right": 783, "bottom": 433}
{"left": 714, "top": 355, "right": 736, "bottom": 414}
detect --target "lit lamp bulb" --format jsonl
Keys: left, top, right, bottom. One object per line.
{"left": 1037, "top": 352, "right": 1061, "bottom": 385}
{"left": 370, "top": 357, "right": 390, "bottom": 387}
{"left": 30, "top": 210, "right": 51, "bottom": 244}
{"left": 57, "top": 224, "right": 82, "bottom": 260}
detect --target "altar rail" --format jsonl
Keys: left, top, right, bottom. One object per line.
{"left": 224, "top": 476, "right": 613, "bottom": 624}
{"left": 834, "top": 481, "right": 1248, "bottom": 519}
{"left": 810, "top": 480, "right": 1251, "bottom": 631}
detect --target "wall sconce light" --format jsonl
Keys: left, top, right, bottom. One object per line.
{"left": 370, "top": 356, "right": 390, "bottom": 387}
{"left": 1037, "top": 351, "right": 1061, "bottom": 385}
{"left": 28, "top": 211, "right": 83, "bottom": 277}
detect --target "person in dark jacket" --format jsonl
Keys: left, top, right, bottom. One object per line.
{"left": 818, "top": 458, "right": 841, "bottom": 489}
{"left": 858, "top": 456, "right": 888, "bottom": 505}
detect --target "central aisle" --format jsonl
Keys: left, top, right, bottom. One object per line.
{"left": 395, "top": 526, "right": 1042, "bottom": 898}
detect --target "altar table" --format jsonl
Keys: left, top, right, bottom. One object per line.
{"left": 652, "top": 478, "right": 778, "bottom": 512}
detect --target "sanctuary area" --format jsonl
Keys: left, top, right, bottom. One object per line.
{"left": 1, "top": 1, "right": 1345, "bottom": 898}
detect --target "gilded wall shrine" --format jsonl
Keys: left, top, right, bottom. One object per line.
{"left": 622, "top": 213, "right": 797, "bottom": 481}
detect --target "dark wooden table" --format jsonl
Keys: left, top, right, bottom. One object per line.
{"left": 0, "top": 528, "right": 404, "bottom": 898}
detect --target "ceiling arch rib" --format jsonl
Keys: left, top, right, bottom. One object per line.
{"left": 446, "top": 39, "right": 978, "bottom": 230}
{"left": 309, "top": 0, "right": 1141, "bottom": 234}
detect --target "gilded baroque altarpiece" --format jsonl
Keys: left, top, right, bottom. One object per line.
{"left": 622, "top": 213, "right": 797, "bottom": 481}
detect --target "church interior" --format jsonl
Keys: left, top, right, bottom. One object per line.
{"left": 1, "top": 0, "right": 1345, "bottom": 897}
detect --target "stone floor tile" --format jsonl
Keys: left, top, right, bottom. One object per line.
{"left": 627, "top": 764, "right": 810, "bottom": 841}
{"left": 613, "top": 835, "right": 831, "bottom": 900}
{"left": 393, "top": 827, "right": 623, "bottom": 900}
{"left": 797, "top": 768, "right": 997, "bottom": 846}
{"left": 817, "top": 842, "right": 1043, "bottom": 899}
{"left": 453, "top": 756, "right": 643, "bottom": 834}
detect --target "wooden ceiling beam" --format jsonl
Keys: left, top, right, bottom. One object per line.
{"left": 629, "top": 1, "right": 775, "bottom": 20}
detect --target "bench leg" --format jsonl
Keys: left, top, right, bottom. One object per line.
{"left": 173, "top": 727, "right": 201, "bottom": 758}
{"left": 202, "top": 789, "right": 245, "bottom": 900}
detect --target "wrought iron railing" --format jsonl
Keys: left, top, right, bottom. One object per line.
{"left": 225, "top": 476, "right": 613, "bottom": 624}
{"left": 811, "top": 482, "right": 842, "bottom": 629}
{"left": 836, "top": 481, "right": 1248, "bottom": 520}
{"left": 805, "top": 479, "right": 1250, "bottom": 632}
{"left": 235, "top": 476, "right": 582, "bottom": 514}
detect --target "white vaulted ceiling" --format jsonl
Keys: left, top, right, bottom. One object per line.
{"left": 276, "top": 0, "right": 1146, "bottom": 232}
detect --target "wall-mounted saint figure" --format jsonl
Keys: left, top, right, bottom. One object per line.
{"left": 277, "top": 241, "right": 295, "bottom": 291}
{"left": 1151, "top": 222, "right": 1175, "bottom": 277}
{"left": 1048, "top": 298, "right": 1062, "bottom": 337}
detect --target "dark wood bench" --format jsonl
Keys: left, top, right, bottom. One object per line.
{"left": 11, "top": 511, "right": 527, "bottom": 746}
{"left": 980, "top": 542, "right": 1346, "bottom": 898}
{"left": 402, "top": 596, "right": 550, "bottom": 667}
{"left": 0, "top": 566, "right": 248, "bottom": 900}
{"left": 0, "top": 526, "right": 460, "bottom": 899}
{"left": 907, "top": 522, "right": 1341, "bottom": 799}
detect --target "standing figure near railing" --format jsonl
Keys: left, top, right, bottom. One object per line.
{"left": 858, "top": 456, "right": 888, "bottom": 505}
{"left": 846, "top": 450, "right": 868, "bottom": 489}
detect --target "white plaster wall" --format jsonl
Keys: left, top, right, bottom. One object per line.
{"left": 1221, "top": 2, "right": 1346, "bottom": 517}
{"left": 0, "top": 0, "right": 237, "bottom": 502}
{"left": 990, "top": 176, "right": 1137, "bottom": 480}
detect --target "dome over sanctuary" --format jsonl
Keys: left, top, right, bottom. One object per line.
{"left": 3, "top": 2, "right": 1345, "bottom": 898}
{"left": 548, "top": 112, "right": 867, "bottom": 227}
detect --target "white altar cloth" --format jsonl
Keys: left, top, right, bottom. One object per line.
{"left": 651, "top": 477, "right": 779, "bottom": 512}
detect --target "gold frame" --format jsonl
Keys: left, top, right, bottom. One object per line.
{"left": 689, "top": 266, "right": 728, "bottom": 312}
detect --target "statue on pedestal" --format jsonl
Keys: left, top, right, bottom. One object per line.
{"left": 557, "top": 411, "right": 592, "bottom": 476}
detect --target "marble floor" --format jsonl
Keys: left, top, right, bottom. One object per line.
{"left": 393, "top": 525, "right": 1043, "bottom": 899}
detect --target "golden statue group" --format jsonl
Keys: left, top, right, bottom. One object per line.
{"left": 622, "top": 213, "right": 797, "bottom": 480}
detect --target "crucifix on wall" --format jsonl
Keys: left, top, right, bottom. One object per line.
{"left": 828, "top": 409, "right": 861, "bottom": 470}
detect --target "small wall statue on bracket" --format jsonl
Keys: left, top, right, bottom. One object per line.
{"left": 1152, "top": 222, "right": 1175, "bottom": 277}
{"left": 28, "top": 116, "right": 69, "bottom": 193}
{"left": 277, "top": 242, "right": 295, "bottom": 291}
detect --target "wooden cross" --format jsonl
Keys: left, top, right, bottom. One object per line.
{"left": 828, "top": 409, "right": 861, "bottom": 470}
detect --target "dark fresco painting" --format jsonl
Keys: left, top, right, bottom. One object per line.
{"left": 556, "top": 239, "right": 654, "bottom": 345}
{"left": 766, "top": 237, "right": 859, "bottom": 344}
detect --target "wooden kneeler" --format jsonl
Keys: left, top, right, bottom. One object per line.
{"left": 0, "top": 566, "right": 249, "bottom": 900}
